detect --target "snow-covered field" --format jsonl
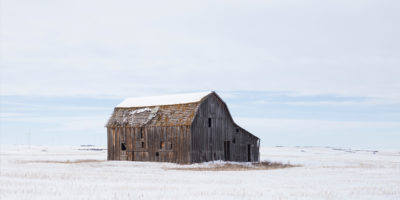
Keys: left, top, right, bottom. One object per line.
{"left": 1, "top": 145, "right": 399, "bottom": 200}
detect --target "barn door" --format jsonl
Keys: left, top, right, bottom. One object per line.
{"left": 120, "top": 129, "right": 127, "bottom": 160}
{"left": 224, "top": 141, "right": 231, "bottom": 161}
{"left": 247, "top": 144, "right": 251, "bottom": 162}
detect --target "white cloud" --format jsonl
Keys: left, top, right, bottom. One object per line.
{"left": 252, "top": 99, "right": 400, "bottom": 106}
{"left": 236, "top": 117, "right": 400, "bottom": 134}
{"left": 0, "top": 112, "right": 29, "bottom": 118}
{"left": 1, "top": 0, "right": 399, "bottom": 100}
{"left": 235, "top": 117, "right": 400, "bottom": 148}
{"left": 1, "top": 101, "right": 111, "bottom": 111}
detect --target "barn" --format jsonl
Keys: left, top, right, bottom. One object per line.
{"left": 106, "top": 91, "right": 260, "bottom": 164}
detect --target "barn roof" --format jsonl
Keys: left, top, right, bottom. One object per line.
{"left": 116, "top": 91, "right": 212, "bottom": 108}
{"left": 106, "top": 91, "right": 259, "bottom": 139}
{"left": 106, "top": 92, "right": 212, "bottom": 127}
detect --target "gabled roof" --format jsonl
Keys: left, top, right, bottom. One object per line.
{"left": 107, "top": 103, "right": 200, "bottom": 127}
{"left": 106, "top": 92, "right": 212, "bottom": 127}
{"left": 116, "top": 92, "right": 212, "bottom": 108}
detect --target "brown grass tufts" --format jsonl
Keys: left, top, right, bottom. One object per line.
{"left": 168, "top": 161, "right": 299, "bottom": 171}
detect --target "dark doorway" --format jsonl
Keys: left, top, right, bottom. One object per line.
{"left": 247, "top": 144, "right": 251, "bottom": 162}
{"left": 224, "top": 141, "right": 231, "bottom": 161}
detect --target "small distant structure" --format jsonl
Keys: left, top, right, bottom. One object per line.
{"left": 106, "top": 91, "right": 260, "bottom": 164}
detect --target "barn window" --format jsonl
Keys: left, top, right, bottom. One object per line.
{"left": 236, "top": 128, "right": 239, "bottom": 133}
{"left": 169, "top": 143, "right": 173, "bottom": 150}
{"left": 232, "top": 138, "right": 236, "bottom": 144}
{"left": 208, "top": 118, "right": 212, "bottom": 127}
{"left": 156, "top": 152, "right": 159, "bottom": 157}
{"left": 160, "top": 141, "right": 165, "bottom": 149}
{"left": 140, "top": 128, "right": 144, "bottom": 139}
{"left": 121, "top": 143, "right": 126, "bottom": 151}
{"left": 141, "top": 141, "right": 145, "bottom": 148}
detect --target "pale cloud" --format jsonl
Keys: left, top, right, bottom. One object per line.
{"left": 1, "top": 0, "right": 399, "bottom": 147}
{"left": 0, "top": 0, "right": 399, "bottom": 99}
{"left": 236, "top": 117, "right": 400, "bottom": 134}
{"left": 0, "top": 112, "right": 29, "bottom": 118}
{"left": 235, "top": 117, "right": 400, "bottom": 148}
{"left": 252, "top": 99, "right": 400, "bottom": 106}
{"left": 1, "top": 101, "right": 111, "bottom": 111}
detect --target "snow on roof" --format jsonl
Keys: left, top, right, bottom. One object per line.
{"left": 116, "top": 91, "right": 212, "bottom": 108}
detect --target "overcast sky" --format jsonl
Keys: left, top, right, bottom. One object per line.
{"left": 1, "top": 0, "right": 399, "bottom": 148}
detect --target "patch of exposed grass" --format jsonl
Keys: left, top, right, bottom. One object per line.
{"left": 168, "top": 161, "right": 299, "bottom": 171}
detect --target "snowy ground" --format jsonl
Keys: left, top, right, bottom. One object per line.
{"left": 1, "top": 145, "right": 399, "bottom": 200}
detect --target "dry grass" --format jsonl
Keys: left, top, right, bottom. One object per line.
{"left": 22, "top": 159, "right": 298, "bottom": 171}
{"left": 22, "top": 159, "right": 104, "bottom": 164}
{"left": 168, "top": 161, "right": 299, "bottom": 171}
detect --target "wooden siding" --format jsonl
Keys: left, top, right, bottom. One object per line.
{"left": 190, "top": 94, "right": 260, "bottom": 163}
{"left": 107, "top": 92, "right": 260, "bottom": 164}
{"left": 107, "top": 125, "right": 191, "bottom": 164}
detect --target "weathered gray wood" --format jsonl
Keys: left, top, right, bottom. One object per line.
{"left": 190, "top": 93, "right": 260, "bottom": 163}
{"left": 107, "top": 128, "right": 111, "bottom": 160}
{"left": 106, "top": 92, "right": 260, "bottom": 164}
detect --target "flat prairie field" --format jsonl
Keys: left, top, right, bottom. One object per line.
{"left": 1, "top": 145, "right": 399, "bottom": 200}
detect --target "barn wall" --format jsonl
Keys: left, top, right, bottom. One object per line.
{"left": 107, "top": 128, "right": 111, "bottom": 160}
{"left": 191, "top": 94, "right": 260, "bottom": 163}
{"left": 107, "top": 125, "right": 191, "bottom": 164}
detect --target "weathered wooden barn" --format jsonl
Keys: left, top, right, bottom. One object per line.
{"left": 106, "top": 91, "right": 260, "bottom": 164}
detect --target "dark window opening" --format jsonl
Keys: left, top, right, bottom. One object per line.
{"left": 232, "top": 138, "right": 236, "bottom": 144}
{"left": 236, "top": 128, "right": 239, "bottom": 133}
{"left": 247, "top": 144, "right": 251, "bottom": 162}
{"left": 156, "top": 152, "right": 159, "bottom": 157}
{"left": 160, "top": 141, "right": 165, "bottom": 149}
{"left": 121, "top": 143, "right": 126, "bottom": 151}
{"left": 140, "top": 128, "right": 144, "bottom": 139}
{"left": 208, "top": 118, "right": 212, "bottom": 127}
{"left": 213, "top": 152, "right": 216, "bottom": 159}
{"left": 141, "top": 142, "right": 145, "bottom": 148}
{"left": 169, "top": 143, "right": 173, "bottom": 150}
